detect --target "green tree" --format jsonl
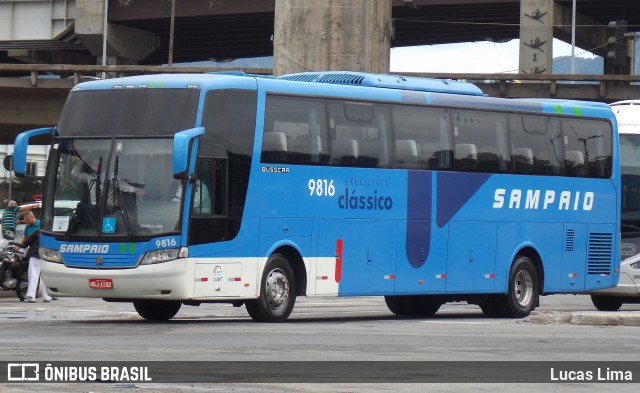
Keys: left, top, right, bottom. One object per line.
{"left": 0, "top": 177, "right": 44, "bottom": 205}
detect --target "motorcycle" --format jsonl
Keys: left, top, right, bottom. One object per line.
{"left": 0, "top": 235, "right": 30, "bottom": 301}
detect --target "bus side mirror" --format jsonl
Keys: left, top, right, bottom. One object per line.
{"left": 173, "top": 127, "right": 205, "bottom": 179}
{"left": 12, "top": 127, "right": 55, "bottom": 177}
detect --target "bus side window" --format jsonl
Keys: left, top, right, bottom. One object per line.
{"left": 509, "top": 114, "right": 563, "bottom": 176}
{"left": 455, "top": 143, "right": 478, "bottom": 171}
{"left": 561, "top": 118, "right": 612, "bottom": 179}
{"left": 512, "top": 147, "right": 534, "bottom": 174}
{"left": 331, "top": 138, "right": 359, "bottom": 166}
{"left": 395, "top": 140, "right": 419, "bottom": 168}
{"left": 565, "top": 150, "right": 586, "bottom": 177}
{"left": 262, "top": 132, "right": 288, "bottom": 163}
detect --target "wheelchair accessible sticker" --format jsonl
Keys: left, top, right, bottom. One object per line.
{"left": 102, "top": 217, "right": 116, "bottom": 233}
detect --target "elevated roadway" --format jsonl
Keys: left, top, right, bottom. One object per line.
{"left": 0, "top": 0, "right": 639, "bottom": 65}
{"left": 1, "top": 1, "right": 640, "bottom": 142}
{"left": 1, "top": 64, "right": 640, "bottom": 145}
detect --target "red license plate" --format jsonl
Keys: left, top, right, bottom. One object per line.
{"left": 89, "top": 278, "right": 113, "bottom": 289}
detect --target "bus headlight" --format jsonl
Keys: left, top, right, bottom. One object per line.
{"left": 631, "top": 261, "right": 640, "bottom": 270}
{"left": 140, "top": 248, "right": 185, "bottom": 265}
{"left": 39, "top": 247, "right": 63, "bottom": 263}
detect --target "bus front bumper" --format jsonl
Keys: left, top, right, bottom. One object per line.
{"left": 41, "top": 259, "right": 192, "bottom": 300}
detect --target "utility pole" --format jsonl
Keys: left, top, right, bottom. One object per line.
{"left": 168, "top": 0, "right": 176, "bottom": 66}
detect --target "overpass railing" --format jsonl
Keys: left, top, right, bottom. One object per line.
{"left": 1, "top": 63, "right": 639, "bottom": 101}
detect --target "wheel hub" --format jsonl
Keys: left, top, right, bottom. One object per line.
{"left": 265, "top": 268, "right": 289, "bottom": 308}
{"left": 514, "top": 269, "right": 534, "bottom": 307}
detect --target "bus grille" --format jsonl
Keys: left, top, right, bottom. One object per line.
{"left": 63, "top": 254, "right": 139, "bottom": 269}
{"left": 565, "top": 229, "right": 575, "bottom": 252}
{"left": 587, "top": 232, "right": 613, "bottom": 275}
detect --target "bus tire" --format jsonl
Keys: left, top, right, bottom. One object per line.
{"left": 480, "top": 295, "right": 505, "bottom": 318}
{"left": 503, "top": 255, "right": 539, "bottom": 318}
{"left": 245, "top": 253, "right": 296, "bottom": 322}
{"left": 590, "top": 295, "right": 623, "bottom": 311}
{"left": 385, "top": 296, "right": 409, "bottom": 315}
{"left": 385, "top": 295, "right": 441, "bottom": 317}
{"left": 133, "top": 300, "right": 181, "bottom": 321}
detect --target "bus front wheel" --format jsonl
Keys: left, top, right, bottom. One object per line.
{"left": 245, "top": 253, "right": 296, "bottom": 322}
{"left": 133, "top": 300, "right": 181, "bottom": 321}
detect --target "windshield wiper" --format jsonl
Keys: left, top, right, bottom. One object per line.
{"left": 110, "top": 156, "right": 136, "bottom": 239}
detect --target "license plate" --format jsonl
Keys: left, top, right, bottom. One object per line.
{"left": 89, "top": 278, "right": 113, "bottom": 289}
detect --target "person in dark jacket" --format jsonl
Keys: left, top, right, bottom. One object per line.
{"left": 15, "top": 228, "right": 54, "bottom": 303}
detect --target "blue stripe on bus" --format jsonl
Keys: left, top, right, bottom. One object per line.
{"left": 436, "top": 172, "right": 491, "bottom": 228}
{"left": 406, "top": 171, "right": 432, "bottom": 267}
{"left": 405, "top": 171, "right": 491, "bottom": 268}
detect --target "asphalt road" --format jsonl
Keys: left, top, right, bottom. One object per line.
{"left": 1, "top": 293, "right": 639, "bottom": 392}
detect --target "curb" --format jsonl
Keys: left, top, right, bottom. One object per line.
{"left": 569, "top": 311, "right": 640, "bottom": 326}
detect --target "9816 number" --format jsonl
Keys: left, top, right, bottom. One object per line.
{"left": 155, "top": 238, "right": 178, "bottom": 248}
{"left": 308, "top": 179, "right": 335, "bottom": 197}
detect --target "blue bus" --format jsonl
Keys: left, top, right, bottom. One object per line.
{"left": 12, "top": 71, "right": 620, "bottom": 321}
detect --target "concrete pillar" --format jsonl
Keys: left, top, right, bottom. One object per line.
{"left": 75, "top": 0, "right": 159, "bottom": 64}
{"left": 273, "top": 0, "right": 392, "bottom": 76}
{"left": 519, "top": 0, "right": 554, "bottom": 74}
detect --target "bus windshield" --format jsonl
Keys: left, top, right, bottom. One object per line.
{"left": 57, "top": 88, "right": 199, "bottom": 136}
{"left": 42, "top": 138, "right": 182, "bottom": 237}
{"left": 621, "top": 134, "right": 640, "bottom": 230}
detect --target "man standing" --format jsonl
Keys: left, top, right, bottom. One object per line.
{"left": 16, "top": 210, "right": 53, "bottom": 303}
{"left": 2, "top": 200, "right": 40, "bottom": 240}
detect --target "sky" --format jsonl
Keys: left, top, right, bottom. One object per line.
{"left": 390, "top": 38, "right": 597, "bottom": 74}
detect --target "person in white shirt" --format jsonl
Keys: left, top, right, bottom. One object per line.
{"left": 173, "top": 179, "right": 211, "bottom": 215}
{"left": 71, "top": 156, "right": 145, "bottom": 205}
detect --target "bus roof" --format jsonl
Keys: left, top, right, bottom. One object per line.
{"left": 277, "top": 71, "right": 485, "bottom": 96}
{"left": 68, "top": 71, "right": 614, "bottom": 119}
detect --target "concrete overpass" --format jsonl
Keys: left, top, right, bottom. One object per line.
{"left": 2, "top": 63, "right": 640, "bottom": 146}
{"left": 1, "top": 0, "right": 640, "bottom": 144}
{"left": 0, "top": 0, "right": 638, "bottom": 66}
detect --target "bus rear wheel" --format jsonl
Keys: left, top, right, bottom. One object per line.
{"left": 482, "top": 256, "right": 539, "bottom": 318}
{"left": 591, "top": 295, "right": 623, "bottom": 311}
{"left": 245, "top": 253, "right": 296, "bottom": 322}
{"left": 385, "top": 295, "right": 442, "bottom": 317}
{"left": 133, "top": 300, "right": 182, "bottom": 321}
